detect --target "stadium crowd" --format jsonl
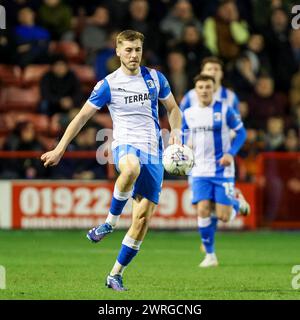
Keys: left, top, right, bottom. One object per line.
{"left": 0, "top": 0, "right": 299, "bottom": 182}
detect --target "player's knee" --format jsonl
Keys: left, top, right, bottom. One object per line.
{"left": 197, "top": 204, "right": 211, "bottom": 217}
{"left": 218, "top": 212, "right": 230, "bottom": 223}
{"left": 122, "top": 165, "right": 140, "bottom": 182}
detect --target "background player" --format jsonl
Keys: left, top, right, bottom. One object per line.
{"left": 41, "top": 30, "right": 181, "bottom": 290}
{"left": 182, "top": 74, "right": 247, "bottom": 267}
{"left": 180, "top": 56, "right": 239, "bottom": 113}
{"left": 181, "top": 57, "right": 250, "bottom": 239}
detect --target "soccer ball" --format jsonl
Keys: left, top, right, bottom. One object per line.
{"left": 162, "top": 144, "right": 194, "bottom": 176}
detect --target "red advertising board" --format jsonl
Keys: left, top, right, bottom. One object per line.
{"left": 10, "top": 181, "right": 257, "bottom": 230}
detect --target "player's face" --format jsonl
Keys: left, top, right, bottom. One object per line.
{"left": 195, "top": 80, "right": 215, "bottom": 106}
{"left": 116, "top": 40, "right": 143, "bottom": 73}
{"left": 202, "top": 63, "right": 223, "bottom": 86}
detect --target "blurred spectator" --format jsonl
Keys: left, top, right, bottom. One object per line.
{"left": 95, "top": 30, "right": 119, "bottom": 81}
{"left": 38, "top": 0, "right": 73, "bottom": 40}
{"left": 103, "top": 0, "right": 132, "bottom": 27}
{"left": 72, "top": 126, "right": 107, "bottom": 179}
{"left": 289, "top": 29, "right": 300, "bottom": 69}
{"left": 39, "top": 55, "right": 83, "bottom": 116}
{"left": 165, "top": 51, "right": 188, "bottom": 103}
{"left": 244, "top": 34, "right": 271, "bottom": 76}
{"left": 228, "top": 53, "right": 257, "bottom": 100}
{"left": 14, "top": 7, "right": 50, "bottom": 67}
{"left": 248, "top": 75, "right": 288, "bottom": 130}
{"left": 289, "top": 102, "right": 300, "bottom": 135}
{"left": 124, "top": 0, "right": 162, "bottom": 65}
{"left": 289, "top": 72, "right": 300, "bottom": 107}
{"left": 203, "top": 0, "right": 249, "bottom": 61}
{"left": 238, "top": 101, "right": 256, "bottom": 129}
{"left": 160, "top": 0, "right": 202, "bottom": 47}
{"left": 50, "top": 123, "right": 108, "bottom": 179}
{"left": 0, "top": 121, "right": 46, "bottom": 179}
{"left": 174, "top": 23, "right": 211, "bottom": 87}
{"left": 80, "top": 6, "right": 111, "bottom": 65}
{"left": 252, "top": 0, "right": 295, "bottom": 31}
{"left": 264, "top": 117, "right": 285, "bottom": 151}
{"left": 283, "top": 128, "right": 299, "bottom": 152}
{"left": 264, "top": 7, "right": 298, "bottom": 92}
{"left": 3, "top": 0, "right": 41, "bottom": 27}
{"left": 0, "top": 28, "right": 16, "bottom": 64}
{"left": 238, "top": 128, "right": 265, "bottom": 181}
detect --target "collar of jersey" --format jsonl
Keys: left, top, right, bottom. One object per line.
{"left": 118, "top": 66, "right": 142, "bottom": 77}
{"left": 198, "top": 97, "right": 216, "bottom": 109}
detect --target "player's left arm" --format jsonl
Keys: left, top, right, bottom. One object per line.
{"left": 219, "top": 107, "right": 247, "bottom": 167}
{"left": 157, "top": 71, "right": 182, "bottom": 145}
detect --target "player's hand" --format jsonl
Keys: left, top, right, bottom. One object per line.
{"left": 219, "top": 153, "right": 233, "bottom": 167}
{"left": 41, "top": 149, "right": 64, "bottom": 167}
{"left": 168, "top": 129, "right": 181, "bottom": 145}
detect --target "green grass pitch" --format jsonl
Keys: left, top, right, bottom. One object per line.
{"left": 0, "top": 230, "right": 299, "bottom": 300}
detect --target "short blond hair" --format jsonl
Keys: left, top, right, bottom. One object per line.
{"left": 116, "top": 30, "right": 145, "bottom": 47}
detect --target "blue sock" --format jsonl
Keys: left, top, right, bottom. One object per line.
{"left": 117, "top": 245, "right": 138, "bottom": 266}
{"left": 198, "top": 217, "right": 215, "bottom": 254}
{"left": 211, "top": 215, "right": 218, "bottom": 231}
{"left": 110, "top": 197, "right": 127, "bottom": 215}
{"left": 109, "top": 186, "right": 132, "bottom": 216}
{"left": 118, "top": 235, "right": 142, "bottom": 266}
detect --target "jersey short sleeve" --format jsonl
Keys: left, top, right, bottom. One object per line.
{"left": 156, "top": 71, "right": 171, "bottom": 100}
{"left": 180, "top": 92, "right": 191, "bottom": 112}
{"left": 226, "top": 106, "right": 243, "bottom": 131}
{"left": 88, "top": 79, "right": 111, "bottom": 109}
{"left": 232, "top": 93, "right": 240, "bottom": 114}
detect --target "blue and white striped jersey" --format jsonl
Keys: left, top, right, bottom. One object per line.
{"left": 87, "top": 66, "right": 171, "bottom": 156}
{"left": 182, "top": 100, "right": 244, "bottom": 178}
{"left": 180, "top": 86, "right": 240, "bottom": 114}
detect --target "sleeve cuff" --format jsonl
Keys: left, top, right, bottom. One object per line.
{"left": 159, "top": 91, "right": 172, "bottom": 101}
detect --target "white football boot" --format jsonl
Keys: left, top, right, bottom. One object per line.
{"left": 199, "top": 253, "right": 219, "bottom": 268}
{"left": 235, "top": 188, "right": 251, "bottom": 216}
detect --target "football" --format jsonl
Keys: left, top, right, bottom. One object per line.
{"left": 162, "top": 144, "right": 194, "bottom": 176}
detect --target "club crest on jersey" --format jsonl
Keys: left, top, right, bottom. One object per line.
{"left": 214, "top": 112, "right": 222, "bottom": 122}
{"left": 146, "top": 80, "right": 155, "bottom": 88}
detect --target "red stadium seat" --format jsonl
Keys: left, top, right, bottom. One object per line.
{"left": 0, "top": 65, "right": 22, "bottom": 86}
{"left": 0, "top": 86, "right": 40, "bottom": 112}
{"left": 70, "top": 64, "right": 96, "bottom": 85}
{"left": 38, "top": 135, "right": 57, "bottom": 150}
{"left": 70, "top": 64, "right": 96, "bottom": 93}
{"left": 0, "top": 116, "right": 9, "bottom": 134}
{"left": 22, "top": 65, "right": 50, "bottom": 86}
{"left": 50, "top": 41, "right": 86, "bottom": 63}
{"left": 4, "top": 112, "right": 50, "bottom": 133}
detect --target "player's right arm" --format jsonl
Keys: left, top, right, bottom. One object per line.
{"left": 41, "top": 78, "right": 111, "bottom": 167}
{"left": 41, "top": 102, "right": 97, "bottom": 167}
